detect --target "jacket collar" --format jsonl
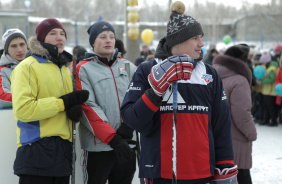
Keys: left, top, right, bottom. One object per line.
{"left": 28, "top": 37, "right": 72, "bottom": 67}
{"left": 84, "top": 48, "right": 118, "bottom": 66}
{"left": 0, "top": 50, "right": 20, "bottom": 68}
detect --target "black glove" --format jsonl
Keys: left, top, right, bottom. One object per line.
{"left": 117, "top": 123, "right": 134, "bottom": 140}
{"left": 60, "top": 90, "right": 89, "bottom": 110}
{"left": 66, "top": 105, "right": 83, "bottom": 122}
{"left": 108, "top": 134, "right": 135, "bottom": 164}
{"left": 126, "top": 139, "right": 137, "bottom": 145}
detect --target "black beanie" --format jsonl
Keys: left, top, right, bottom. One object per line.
{"left": 87, "top": 20, "right": 116, "bottom": 47}
{"left": 224, "top": 44, "right": 250, "bottom": 63}
{"left": 166, "top": 1, "right": 204, "bottom": 48}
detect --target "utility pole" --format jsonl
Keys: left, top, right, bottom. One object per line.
{"left": 123, "top": 0, "right": 128, "bottom": 49}
{"left": 125, "top": 0, "right": 140, "bottom": 62}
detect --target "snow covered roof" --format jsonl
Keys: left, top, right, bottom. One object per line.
{"left": 28, "top": 16, "right": 73, "bottom": 24}
{"left": 0, "top": 9, "right": 33, "bottom": 16}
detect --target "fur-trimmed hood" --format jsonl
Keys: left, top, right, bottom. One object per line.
{"left": 28, "top": 37, "right": 72, "bottom": 65}
{"left": 213, "top": 55, "right": 252, "bottom": 85}
{"left": 29, "top": 37, "right": 52, "bottom": 59}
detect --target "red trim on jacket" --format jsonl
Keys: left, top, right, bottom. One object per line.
{"left": 0, "top": 66, "right": 12, "bottom": 102}
{"left": 216, "top": 160, "right": 235, "bottom": 166}
{"left": 142, "top": 93, "right": 159, "bottom": 112}
{"left": 76, "top": 60, "right": 116, "bottom": 144}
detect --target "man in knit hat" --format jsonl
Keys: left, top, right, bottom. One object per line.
{"left": 121, "top": 1, "right": 237, "bottom": 184}
{"left": 0, "top": 29, "right": 27, "bottom": 109}
{"left": 11, "top": 18, "right": 89, "bottom": 184}
{"left": 76, "top": 20, "right": 136, "bottom": 184}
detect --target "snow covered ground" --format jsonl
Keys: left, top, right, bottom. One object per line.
{"left": 251, "top": 123, "right": 282, "bottom": 184}
{"left": 132, "top": 123, "right": 282, "bottom": 184}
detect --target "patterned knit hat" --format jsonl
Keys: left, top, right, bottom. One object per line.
{"left": 87, "top": 20, "right": 116, "bottom": 47}
{"left": 36, "top": 18, "right": 67, "bottom": 42}
{"left": 166, "top": 1, "right": 204, "bottom": 48}
{"left": 2, "top": 29, "right": 27, "bottom": 53}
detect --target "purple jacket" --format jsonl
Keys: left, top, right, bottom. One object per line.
{"left": 213, "top": 55, "right": 257, "bottom": 169}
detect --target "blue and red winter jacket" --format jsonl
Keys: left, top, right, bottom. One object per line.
{"left": 120, "top": 59, "right": 234, "bottom": 180}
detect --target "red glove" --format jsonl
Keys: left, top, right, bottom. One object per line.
{"left": 212, "top": 165, "right": 238, "bottom": 184}
{"left": 148, "top": 55, "right": 194, "bottom": 96}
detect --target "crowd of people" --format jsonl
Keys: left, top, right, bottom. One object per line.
{"left": 203, "top": 43, "right": 282, "bottom": 128}
{"left": 1, "top": 1, "right": 282, "bottom": 184}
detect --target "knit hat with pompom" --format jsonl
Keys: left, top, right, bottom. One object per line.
{"left": 259, "top": 51, "right": 271, "bottom": 64}
{"left": 166, "top": 1, "right": 204, "bottom": 48}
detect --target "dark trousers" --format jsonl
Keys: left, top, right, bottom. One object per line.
{"left": 14, "top": 137, "right": 72, "bottom": 177}
{"left": 253, "top": 92, "right": 264, "bottom": 120}
{"left": 237, "top": 169, "right": 252, "bottom": 184}
{"left": 146, "top": 177, "right": 211, "bottom": 184}
{"left": 19, "top": 175, "right": 69, "bottom": 184}
{"left": 263, "top": 95, "right": 278, "bottom": 124}
{"left": 83, "top": 150, "right": 136, "bottom": 184}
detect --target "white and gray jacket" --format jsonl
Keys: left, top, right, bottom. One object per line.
{"left": 76, "top": 49, "right": 136, "bottom": 152}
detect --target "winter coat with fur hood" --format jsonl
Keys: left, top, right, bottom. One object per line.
{"left": 213, "top": 55, "right": 257, "bottom": 169}
{"left": 11, "top": 37, "right": 73, "bottom": 147}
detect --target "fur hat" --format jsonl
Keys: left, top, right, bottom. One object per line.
{"left": 166, "top": 1, "right": 204, "bottom": 48}
{"left": 274, "top": 44, "right": 282, "bottom": 52}
{"left": 259, "top": 52, "right": 271, "bottom": 64}
{"left": 2, "top": 29, "right": 27, "bottom": 53}
{"left": 224, "top": 44, "right": 250, "bottom": 63}
{"left": 87, "top": 20, "right": 116, "bottom": 47}
{"left": 35, "top": 18, "right": 67, "bottom": 42}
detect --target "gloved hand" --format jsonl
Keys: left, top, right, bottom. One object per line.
{"left": 66, "top": 105, "right": 83, "bottom": 122}
{"left": 117, "top": 123, "right": 134, "bottom": 140}
{"left": 148, "top": 55, "right": 194, "bottom": 96}
{"left": 181, "top": 57, "right": 194, "bottom": 80}
{"left": 212, "top": 165, "right": 238, "bottom": 184}
{"left": 60, "top": 90, "right": 89, "bottom": 110}
{"left": 108, "top": 134, "right": 135, "bottom": 164}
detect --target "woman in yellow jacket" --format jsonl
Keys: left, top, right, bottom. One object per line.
{"left": 259, "top": 51, "right": 279, "bottom": 126}
{"left": 10, "top": 18, "right": 88, "bottom": 184}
